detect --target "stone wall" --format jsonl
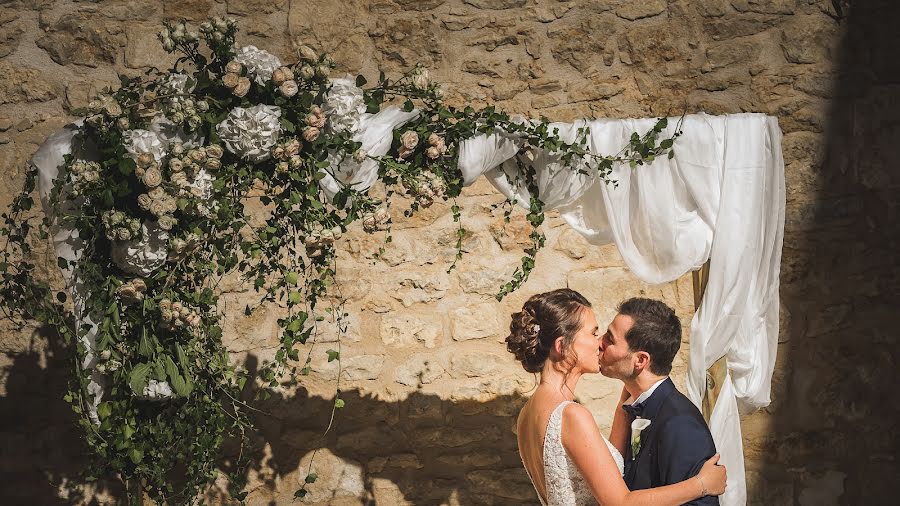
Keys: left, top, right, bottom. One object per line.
{"left": 1, "top": 0, "right": 897, "bottom": 505}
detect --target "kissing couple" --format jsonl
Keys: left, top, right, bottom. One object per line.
{"left": 507, "top": 289, "right": 727, "bottom": 505}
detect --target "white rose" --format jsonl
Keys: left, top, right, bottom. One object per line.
{"left": 142, "top": 167, "right": 163, "bottom": 187}
{"left": 149, "top": 115, "right": 203, "bottom": 150}
{"left": 272, "top": 66, "right": 294, "bottom": 84}
{"left": 222, "top": 72, "right": 240, "bottom": 89}
{"left": 302, "top": 126, "right": 320, "bottom": 142}
{"left": 225, "top": 60, "right": 243, "bottom": 74}
{"left": 279, "top": 80, "right": 299, "bottom": 98}
{"left": 142, "top": 379, "right": 174, "bottom": 399}
{"left": 300, "top": 65, "right": 315, "bottom": 80}
{"left": 284, "top": 138, "right": 301, "bottom": 156}
{"left": 104, "top": 102, "right": 122, "bottom": 117}
{"left": 412, "top": 67, "right": 430, "bottom": 90}
{"left": 233, "top": 45, "right": 282, "bottom": 85}
{"left": 216, "top": 104, "right": 283, "bottom": 162}
{"left": 123, "top": 129, "right": 167, "bottom": 162}
{"left": 400, "top": 130, "right": 419, "bottom": 150}
{"left": 322, "top": 76, "right": 367, "bottom": 134}
{"left": 353, "top": 148, "right": 367, "bottom": 163}
{"left": 232, "top": 77, "right": 252, "bottom": 97}
{"left": 110, "top": 221, "right": 169, "bottom": 276}
{"left": 205, "top": 144, "right": 224, "bottom": 159}
{"left": 159, "top": 73, "right": 196, "bottom": 95}
{"left": 299, "top": 45, "right": 317, "bottom": 61}
{"left": 157, "top": 215, "right": 177, "bottom": 231}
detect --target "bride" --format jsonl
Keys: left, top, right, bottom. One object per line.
{"left": 506, "top": 289, "right": 726, "bottom": 505}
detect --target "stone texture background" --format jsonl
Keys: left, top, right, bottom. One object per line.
{"left": 1, "top": 0, "right": 898, "bottom": 505}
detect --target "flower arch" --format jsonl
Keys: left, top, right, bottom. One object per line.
{"left": 0, "top": 19, "right": 679, "bottom": 503}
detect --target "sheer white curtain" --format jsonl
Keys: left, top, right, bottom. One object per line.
{"left": 459, "top": 113, "right": 785, "bottom": 506}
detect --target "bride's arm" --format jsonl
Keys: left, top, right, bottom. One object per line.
{"left": 562, "top": 404, "right": 722, "bottom": 506}
{"left": 608, "top": 387, "right": 631, "bottom": 456}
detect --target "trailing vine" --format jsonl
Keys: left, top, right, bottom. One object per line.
{"left": 0, "top": 18, "right": 681, "bottom": 504}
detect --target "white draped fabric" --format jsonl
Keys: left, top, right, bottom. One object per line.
{"left": 459, "top": 113, "right": 784, "bottom": 506}
{"left": 31, "top": 111, "right": 783, "bottom": 506}
{"left": 31, "top": 120, "right": 106, "bottom": 425}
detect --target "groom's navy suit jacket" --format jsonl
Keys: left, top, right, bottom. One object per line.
{"left": 623, "top": 378, "right": 719, "bottom": 505}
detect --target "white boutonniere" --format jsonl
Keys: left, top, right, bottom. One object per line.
{"left": 630, "top": 417, "right": 651, "bottom": 459}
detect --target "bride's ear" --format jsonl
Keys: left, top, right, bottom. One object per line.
{"left": 553, "top": 336, "right": 566, "bottom": 356}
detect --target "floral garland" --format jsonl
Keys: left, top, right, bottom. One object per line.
{"left": 0, "top": 18, "right": 680, "bottom": 504}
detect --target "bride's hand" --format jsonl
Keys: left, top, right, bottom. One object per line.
{"left": 698, "top": 454, "right": 727, "bottom": 496}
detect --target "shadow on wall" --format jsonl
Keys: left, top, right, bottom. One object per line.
{"left": 772, "top": 1, "right": 900, "bottom": 505}
{"left": 0, "top": 326, "right": 121, "bottom": 505}
{"left": 226, "top": 354, "right": 538, "bottom": 505}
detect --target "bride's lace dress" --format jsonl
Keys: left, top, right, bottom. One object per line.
{"left": 526, "top": 401, "right": 625, "bottom": 506}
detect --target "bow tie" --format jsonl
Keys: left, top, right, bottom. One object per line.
{"left": 622, "top": 402, "right": 645, "bottom": 418}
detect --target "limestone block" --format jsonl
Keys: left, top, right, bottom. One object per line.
{"left": 390, "top": 270, "right": 451, "bottom": 307}
{"left": 436, "top": 451, "right": 501, "bottom": 468}
{"left": 125, "top": 25, "right": 177, "bottom": 70}
{"left": 449, "top": 352, "right": 507, "bottom": 378}
{"left": 705, "top": 39, "right": 761, "bottom": 71}
{"left": 314, "top": 311, "right": 362, "bottom": 343}
{"left": 0, "top": 63, "right": 57, "bottom": 106}
{"left": 163, "top": 0, "right": 214, "bottom": 20}
{"left": 465, "top": 469, "right": 536, "bottom": 501}
{"left": 380, "top": 313, "right": 442, "bottom": 349}
{"left": 616, "top": 0, "right": 667, "bottom": 21}
{"left": 286, "top": 0, "right": 372, "bottom": 72}
{"left": 745, "top": 467, "right": 794, "bottom": 506}
{"left": 451, "top": 302, "right": 501, "bottom": 341}
{"left": 619, "top": 23, "right": 690, "bottom": 66}
{"left": 781, "top": 14, "right": 838, "bottom": 64}
{"left": 295, "top": 449, "right": 365, "bottom": 503}
{"left": 798, "top": 470, "right": 845, "bottom": 506}
{"left": 36, "top": 12, "right": 120, "bottom": 67}
{"left": 456, "top": 262, "right": 516, "bottom": 297}
{"left": 405, "top": 394, "right": 443, "bottom": 423}
{"left": 547, "top": 18, "right": 615, "bottom": 70}
{"left": 554, "top": 228, "right": 590, "bottom": 259}
{"left": 220, "top": 297, "right": 282, "bottom": 353}
{"left": 464, "top": 0, "right": 526, "bottom": 9}
{"left": 369, "top": 16, "right": 442, "bottom": 67}
{"left": 410, "top": 425, "right": 502, "bottom": 448}
{"left": 703, "top": 16, "right": 779, "bottom": 41}
{"left": 99, "top": 1, "right": 162, "bottom": 21}
{"left": 341, "top": 354, "right": 384, "bottom": 381}
{"left": 370, "top": 477, "right": 408, "bottom": 505}
{"left": 731, "top": 0, "right": 795, "bottom": 15}
{"left": 568, "top": 79, "right": 626, "bottom": 103}
{"left": 227, "top": 0, "right": 288, "bottom": 15}
{"left": 394, "top": 353, "right": 446, "bottom": 386}
{"left": 694, "top": 0, "right": 731, "bottom": 17}
{"left": 489, "top": 212, "right": 532, "bottom": 250}
{"left": 0, "top": 11, "right": 23, "bottom": 58}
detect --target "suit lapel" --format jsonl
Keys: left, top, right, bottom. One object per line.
{"left": 625, "top": 378, "right": 676, "bottom": 483}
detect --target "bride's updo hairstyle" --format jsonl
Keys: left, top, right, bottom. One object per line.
{"left": 506, "top": 288, "right": 592, "bottom": 373}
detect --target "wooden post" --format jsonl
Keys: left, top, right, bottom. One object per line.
{"left": 692, "top": 261, "right": 727, "bottom": 423}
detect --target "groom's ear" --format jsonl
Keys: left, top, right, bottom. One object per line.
{"left": 633, "top": 350, "right": 652, "bottom": 372}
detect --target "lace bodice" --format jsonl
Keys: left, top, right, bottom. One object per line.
{"left": 528, "top": 401, "right": 625, "bottom": 506}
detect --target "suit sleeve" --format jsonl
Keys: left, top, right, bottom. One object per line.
{"left": 656, "top": 415, "right": 719, "bottom": 506}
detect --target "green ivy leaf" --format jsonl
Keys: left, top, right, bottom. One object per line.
{"left": 326, "top": 349, "right": 339, "bottom": 362}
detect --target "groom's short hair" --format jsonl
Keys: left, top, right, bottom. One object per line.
{"left": 617, "top": 297, "right": 682, "bottom": 376}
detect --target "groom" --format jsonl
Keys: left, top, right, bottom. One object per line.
{"left": 599, "top": 297, "right": 719, "bottom": 505}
